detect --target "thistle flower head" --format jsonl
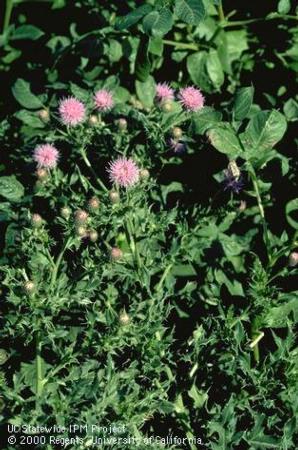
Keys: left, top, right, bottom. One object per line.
{"left": 94, "top": 89, "right": 114, "bottom": 111}
{"left": 178, "top": 86, "right": 205, "bottom": 111}
{"left": 33, "top": 144, "right": 59, "bottom": 169}
{"left": 59, "top": 97, "right": 86, "bottom": 126}
{"left": 107, "top": 157, "right": 139, "bottom": 188}
{"left": 155, "top": 83, "right": 174, "bottom": 102}
{"left": 74, "top": 209, "right": 88, "bottom": 224}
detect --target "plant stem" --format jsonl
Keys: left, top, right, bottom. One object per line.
{"left": 162, "top": 39, "right": 203, "bottom": 51}
{"left": 3, "top": 0, "right": 14, "bottom": 34}
{"left": 79, "top": 148, "right": 108, "bottom": 192}
{"left": 35, "top": 329, "right": 43, "bottom": 401}
{"left": 248, "top": 164, "right": 270, "bottom": 259}
{"left": 50, "top": 237, "right": 72, "bottom": 290}
{"left": 156, "top": 263, "right": 173, "bottom": 291}
{"left": 218, "top": 1, "right": 225, "bottom": 22}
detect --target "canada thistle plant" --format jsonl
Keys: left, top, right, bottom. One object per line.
{"left": 0, "top": 75, "right": 297, "bottom": 450}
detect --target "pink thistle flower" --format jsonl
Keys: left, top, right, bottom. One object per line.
{"left": 33, "top": 144, "right": 59, "bottom": 169}
{"left": 107, "top": 157, "right": 139, "bottom": 188}
{"left": 155, "top": 83, "right": 174, "bottom": 103}
{"left": 94, "top": 89, "right": 114, "bottom": 111}
{"left": 178, "top": 86, "right": 205, "bottom": 112}
{"left": 59, "top": 97, "right": 86, "bottom": 126}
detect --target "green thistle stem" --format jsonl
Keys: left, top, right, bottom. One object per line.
{"left": 79, "top": 148, "right": 108, "bottom": 192}
{"left": 248, "top": 164, "right": 270, "bottom": 260}
{"left": 35, "top": 329, "right": 43, "bottom": 401}
{"left": 3, "top": 0, "right": 14, "bottom": 34}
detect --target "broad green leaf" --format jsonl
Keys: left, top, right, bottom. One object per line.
{"left": 244, "top": 110, "right": 287, "bottom": 151}
{"left": 11, "top": 25, "right": 44, "bottom": 41}
{"left": 70, "top": 83, "right": 89, "bottom": 102}
{"left": 174, "top": 0, "right": 205, "bottom": 25}
{"left": 206, "top": 50, "right": 224, "bottom": 89}
{"left": 108, "top": 39, "right": 123, "bottom": 62}
{"left": 285, "top": 198, "right": 298, "bottom": 229}
{"left": 283, "top": 98, "right": 298, "bottom": 121}
{"left": 226, "top": 30, "right": 248, "bottom": 63}
{"left": 135, "top": 75, "right": 155, "bottom": 108}
{"left": 116, "top": 5, "right": 152, "bottom": 30}
{"left": 148, "top": 37, "right": 164, "bottom": 56}
{"left": 233, "top": 86, "right": 254, "bottom": 120}
{"left": 14, "top": 110, "right": 45, "bottom": 128}
{"left": 12, "top": 79, "right": 44, "bottom": 109}
{"left": 0, "top": 176, "right": 24, "bottom": 202}
{"left": 191, "top": 107, "right": 222, "bottom": 134}
{"left": 207, "top": 123, "right": 242, "bottom": 157}
{"left": 172, "top": 264, "right": 197, "bottom": 277}
{"left": 187, "top": 51, "right": 212, "bottom": 92}
{"left": 135, "top": 36, "right": 151, "bottom": 81}
{"left": 143, "top": 8, "right": 173, "bottom": 37}
{"left": 278, "top": 0, "right": 291, "bottom": 14}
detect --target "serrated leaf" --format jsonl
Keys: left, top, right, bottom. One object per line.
{"left": 12, "top": 79, "right": 44, "bottom": 109}
{"left": 175, "top": 0, "right": 205, "bottom": 25}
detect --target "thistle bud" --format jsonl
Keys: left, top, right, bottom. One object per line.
{"left": 88, "top": 197, "right": 100, "bottom": 211}
{"left": 0, "top": 350, "right": 8, "bottom": 365}
{"left": 119, "top": 310, "right": 130, "bottom": 326}
{"left": 289, "top": 252, "right": 298, "bottom": 267}
{"left": 75, "top": 209, "right": 88, "bottom": 224}
{"left": 109, "top": 191, "right": 120, "bottom": 204}
{"left": 36, "top": 168, "right": 48, "bottom": 181}
{"left": 88, "top": 114, "right": 99, "bottom": 126}
{"left": 89, "top": 230, "right": 98, "bottom": 242}
{"left": 37, "top": 109, "right": 49, "bottom": 122}
{"left": 76, "top": 226, "right": 88, "bottom": 238}
{"left": 60, "top": 206, "right": 71, "bottom": 219}
{"left": 239, "top": 200, "right": 246, "bottom": 212}
{"left": 24, "top": 280, "right": 35, "bottom": 294}
{"left": 111, "top": 247, "right": 123, "bottom": 261}
{"left": 31, "top": 213, "right": 43, "bottom": 228}
{"left": 172, "top": 127, "right": 183, "bottom": 139}
{"left": 117, "top": 118, "right": 127, "bottom": 131}
{"left": 140, "top": 169, "right": 150, "bottom": 180}
{"left": 161, "top": 100, "right": 174, "bottom": 113}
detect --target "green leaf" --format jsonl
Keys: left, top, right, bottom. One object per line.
{"left": 175, "top": 0, "right": 205, "bottom": 25}
{"left": 244, "top": 110, "right": 287, "bottom": 151}
{"left": 14, "top": 110, "right": 45, "bottom": 128}
{"left": 191, "top": 107, "right": 222, "bottom": 134}
{"left": 135, "top": 75, "right": 155, "bottom": 108}
{"left": 0, "top": 176, "right": 24, "bottom": 202}
{"left": 108, "top": 39, "right": 123, "bottom": 62}
{"left": 148, "top": 37, "right": 164, "bottom": 56}
{"left": 143, "top": 8, "right": 173, "bottom": 37}
{"left": 233, "top": 86, "right": 254, "bottom": 120}
{"left": 262, "top": 297, "right": 298, "bottom": 328}
{"left": 116, "top": 5, "right": 152, "bottom": 30}
{"left": 11, "top": 25, "right": 44, "bottom": 41}
{"left": 135, "top": 36, "right": 151, "bottom": 81}
{"left": 207, "top": 123, "right": 242, "bottom": 157}
{"left": 285, "top": 198, "right": 298, "bottom": 229}
{"left": 206, "top": 50, "right": 224, "bottom": 89}
{"left": 188, "top": 385, "right": 208, "bottom": 408}
{"left": 283, "top": 98, "right": 298, "bottom": 121}
{"left": 187, "top": 51, "right": 212, "bottom": 92}
{"left": 12, "top": 79, "right": 44, "bottom": 109}
{"left": 278, "top": 0, "right": 291, "bottom": 14}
